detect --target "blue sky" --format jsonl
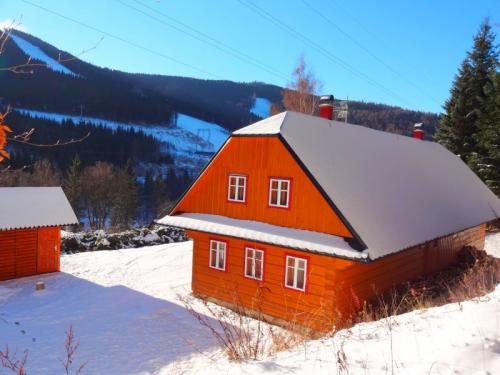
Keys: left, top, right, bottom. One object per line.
{"left": 1, "top": 0, "right": 499, "bottom": 113}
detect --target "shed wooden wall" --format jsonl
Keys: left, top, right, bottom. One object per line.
{"left": 188, "top": 224, "right": 486, "bottom": 331}
{"left": 0, "top": 226, "right": 61, "bottom": 281}
{"left": 174, "top": 137, "right": 352, "bottom": 238}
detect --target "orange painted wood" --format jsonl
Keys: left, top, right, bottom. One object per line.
{"left": 0, "top": 226, "right": 61, "bottom": 281}
{"left": 174, "top": 137, "right": 352, "bottom": 238}
{"left": 188, "top": 224, "right": 486, "bottom": 331}
{"left": 37, "top": 227, "right": 61, "bottom": 274}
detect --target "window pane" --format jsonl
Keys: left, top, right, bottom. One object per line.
{"left": 296, "top": 269, "right": 305, "bottom": 290}
{"left": 287, "top": 257, "right": 295, "bottom": 268}
{"left": 271, "top": 190, "right": 278, "bottom": 205}
{"left": 229, "top": 186, "right": 236, "bottom": 199}
{"left": 297, "top": 259, "right": 306, "bottom": 271}
{"left": 210, "top": 248, "right": 217, "bottom": 267}
{"left": 238, "top": 186, "right": 245, "bottom": 200}
{"left": 280, "top": 191, "right": 288, "bottom": 206}
{"left": 218, "top": 248, "right": 225, "bottom": 269}
{"left": 255, "top": 259, "right": 262, "bottom": 279}
{"left": 286, "top": 266, "right": 294, "bottom": 286}
{"left": 271, "top": 180, "right": 279, "bottom": 189}
{"left": 229, "top": 176, "right": 236, "bottom": 187}
{"left": 245, "top": 256, "right": 252, "bottom": 277}
{"left": 255, "top": 251, "right": 262, "bottom": 261}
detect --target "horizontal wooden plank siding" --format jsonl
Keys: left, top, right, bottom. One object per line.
{"left": 188, "top": 224, "right": 486, "bottom": 331}
{"left": 0, "top": 226, "right": 61, "bottom": 281}
{"left": 331, "top": 224, "right": 487, "bottom": 319}
{"left": 189, "top": 230, "right": 341, "bottom": 331}
{"left": 175, "top": 137, "right": 352, "bottom": 238}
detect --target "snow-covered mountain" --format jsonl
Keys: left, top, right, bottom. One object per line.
{"left": 16, "top": 108, "right": 229, "bottom": 172}
{"left": 9, "top": 34, "right": 78, "bottom": 76}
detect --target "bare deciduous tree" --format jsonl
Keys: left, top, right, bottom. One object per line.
{"left": 282, "top": 54, "right": 323, "bottom": 115}
{"left": 81, "top": 162, "right": 116, "bottom": 230}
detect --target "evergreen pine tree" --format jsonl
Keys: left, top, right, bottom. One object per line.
{"left": 63, "top": 155, "right": 83, "bottom": 218}
{"left": 436, "top": 19, "right": 499, "bottom": 168}
{"left": 469, "top": 72, "right": 500, "bottom": 196}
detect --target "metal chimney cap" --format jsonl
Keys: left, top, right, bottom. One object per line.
{"left": 320, "top": 95, "right": 335, "bottom": 102}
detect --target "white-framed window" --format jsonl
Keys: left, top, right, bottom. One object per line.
{"left": 285, "top": 256, "right": 307, "bottom": 291}
{"left": 269, "top": 178, "right": 291, "bottom": 208}
{"left": 209, "top": 240, "right": 227, "bottom": 271}
{"left": 228, "top": 174, "right": 247, "bottom": 203}
{"left": 244, "top": 247, "right": 264, "bottom": 280}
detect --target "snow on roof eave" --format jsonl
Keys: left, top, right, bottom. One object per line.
{"left": 232, "top": 111, "right": 287, "bottom": 135}
{"left": 156, "top": 213, "right": 370, "bottom": 262}
{"left": 0, "top": 187, "right": 79, "bottom": 231}
{"left": 0, "top": 222, "right": 78, "bottom": 232}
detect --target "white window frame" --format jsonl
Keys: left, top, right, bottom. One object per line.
{"left": 209, "top": 240, "right": 227, "bottom": 271}
{"left": 284, "top": 255, "right": 307, "bottom": 291}
{"left": 269, "top": 178, "right": 291, "bottom": 208}
{"left": 244, "top": 247, "right": 264, "bottom": 281}
{"left": 228, "top": 174, "right": 247, "bottom": 203}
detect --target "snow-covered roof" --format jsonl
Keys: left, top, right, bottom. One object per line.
{"left": 0, "top": 187, "right": 78, "bottom": 231}
{"left": 156, "top": 213, "right": 368, "bottom": 260}
{"left": 232, "top": 111, "right": 500, "bottom": 259}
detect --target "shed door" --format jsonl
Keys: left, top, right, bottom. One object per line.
{"left": 37, "top": 227, "right": 60, "bottom": 274}
{"left": 0, "top": 231, "right": 16, "bottom": 281}
{"left": 15, "top": 229, "right": 38, "bottom": 277}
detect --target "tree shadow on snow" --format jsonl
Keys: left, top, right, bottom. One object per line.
{"left": 0, "top": 272, "right": 223, "bottom": 374}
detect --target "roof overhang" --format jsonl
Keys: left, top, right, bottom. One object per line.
{"left": 156, "top": 213, "right": 370, "bottom": 262}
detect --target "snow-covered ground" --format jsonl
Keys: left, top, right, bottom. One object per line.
{"left": 10, "top": 34, "right": 78, "bottom": 76}
{"left": 250, "top": 97, "right": 271, "bottom": 118}
{"left": 0, "top": 234, "right": 499, "bottom": 374}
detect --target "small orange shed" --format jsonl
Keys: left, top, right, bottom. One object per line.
{"left": 0, "top": 187, "right": 78, "bottom": 281}
{"left": 158, "top": 110, "right": 500, "bottom": 331}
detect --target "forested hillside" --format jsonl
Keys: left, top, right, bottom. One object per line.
{"left": 0, "top": 29, "right": 441, "bottom": 228}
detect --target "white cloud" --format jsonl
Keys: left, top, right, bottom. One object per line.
{"left": 0, "top": 19, "right": 28, "bottom": 32}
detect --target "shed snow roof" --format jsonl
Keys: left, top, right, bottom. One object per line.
{"left": 156, "top": 213, "right": 368, "bottom": 260}
{"left": 0, "top": 187, "right": 78, "bottom": 231}
{"left": 233, "top": 111, "right": 500, "bottom": 260}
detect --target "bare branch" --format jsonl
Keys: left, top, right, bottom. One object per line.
{"left": 0, "top": 345, "right": 28, "bottom": 375}
{"left": 9, "top": 130, "right": 91, "bottom": 148}
{"left": 0, "top": 20, "right": 103, "bottom": 74}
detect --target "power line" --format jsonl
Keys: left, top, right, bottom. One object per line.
{"left": 300, "top": 0, "right": 440, "bottom": 105}
{"left": 21, "top": 0, "right": 225, "bottom": 79}
{"left": 329, "top": 0, "right": 439, "bottom": 90}
{"left": 238, "top": 0, "right": 415, "bottom": 107}
{"left": 123, "top": 0, "right": 290, "bottom": 82}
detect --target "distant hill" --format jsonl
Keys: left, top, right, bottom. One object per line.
{"left": 0, "top": 29, "right": 440, "bottom": 174}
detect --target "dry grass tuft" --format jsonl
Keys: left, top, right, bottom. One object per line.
{"left": 356, "top": 246, "right": 500, "bottom": 323}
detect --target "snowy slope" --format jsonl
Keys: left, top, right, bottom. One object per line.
{"left": 250, "top": 97, "right": 271, "bottom": 118}
{"left": 10, "top": 34, "right": 78, "bottom": 76}
{"left": 0, "top": 234, "right": 498, "bottom": 374}
{"left": 16, "top": 108, "right": 229, "bottom": 171}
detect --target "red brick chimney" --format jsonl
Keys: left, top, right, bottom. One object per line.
{"left": 414, "top": 123, "right": 424, "bottom": 140}
{"left": 319, "top": 95, "right": 334, "bottom": 120}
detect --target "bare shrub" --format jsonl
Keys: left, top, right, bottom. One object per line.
{"left": 0, "top": 345, "right": 28, "bottom": 375}
{"left": 60, "top": 325, "right": 86, "bottom": 375}
{"left": 355, "top": 246, "right": 500, "bottom": 324}
{"left": 179, "top": 288, "right": 304, "bottom": 361}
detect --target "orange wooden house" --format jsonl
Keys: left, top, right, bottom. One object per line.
{"left": 158, "top": 103, "right": 500, "bottom": 331}
{"left": 0, "top": 187, "right": 78, "bottom": 281}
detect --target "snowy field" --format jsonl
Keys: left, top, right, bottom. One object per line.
{"left": 0, "top": 234, "right": 499, "bottom": 374}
